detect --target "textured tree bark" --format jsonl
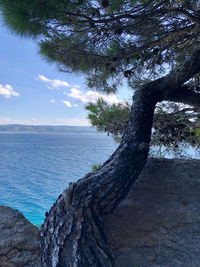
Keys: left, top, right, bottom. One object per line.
{"left": 41, "top": 87, "right": 157, "bottom": 267}
{"left": 41, "top": 49, "right": 200, "bottom": 267}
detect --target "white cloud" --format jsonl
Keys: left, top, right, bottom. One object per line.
{"left": 32, "top": 118, "right": 36, "bottom": 122}
{"left": 0, "top": 84, "right": 19, "bottom": 98}
{"left": 38, "top": 75, "right": 80, "bottom": 90}
{"left": 63, "top": 100, "right": 72, "bottom": 108}
{"left": 50, "top": 99, "right": 55, "bottom": 103}
{"left": 65, "top": 88, "right": 122, "bottom": 105}
{"left": 74, "top": 104, "right": 78, "bottom": 107}
{"left": 38, "top": 75, "right": 70, "bottom": 89}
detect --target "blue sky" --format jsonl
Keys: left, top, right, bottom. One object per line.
{"left": 0, "top": 19, "right": 132, "bottom": 126}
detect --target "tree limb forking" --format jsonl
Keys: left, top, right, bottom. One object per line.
{"left": 151, "top": 48, "right": 200, "bottom": 101}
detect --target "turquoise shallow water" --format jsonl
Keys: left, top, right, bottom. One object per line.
{"left": 0, "top": 133, "right": 117, "bottom": 225}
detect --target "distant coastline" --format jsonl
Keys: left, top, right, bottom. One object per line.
{"left": 0, "top": 124, "right": 98, "bottom": 134}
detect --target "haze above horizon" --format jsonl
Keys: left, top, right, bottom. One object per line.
{"left": 0, "top": 124, "right": 98, "bottom": 133}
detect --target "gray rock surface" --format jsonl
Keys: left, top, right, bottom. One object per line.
{"left": 104, "top": 158, "right": 200, "bottom": 267}
{"left": 1, "top": 158, "right": 200, "bottom": 266}
{"left": 0, "top": 206, "right": 41, "bottom": 267}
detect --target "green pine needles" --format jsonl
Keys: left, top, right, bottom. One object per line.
{"left": 1, "top": 0, "right": 200, "bottom": 156}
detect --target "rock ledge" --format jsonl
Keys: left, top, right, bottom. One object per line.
{"left": 105, "top": 158, "right": 200, "bottom": 266}
{"left": 0, "top": 205, "right": 41, "bottom": 267}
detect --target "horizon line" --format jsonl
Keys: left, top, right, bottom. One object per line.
{"left": 0, "top": 123, "right": 92, "bottom": 127}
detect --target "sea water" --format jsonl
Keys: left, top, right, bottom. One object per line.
{"left": 0, "top": 133, "right": 117, "bottom": 225}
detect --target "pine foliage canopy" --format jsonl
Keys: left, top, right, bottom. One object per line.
{"left": 1, "top": 0, "right": 200, "bottom": 154}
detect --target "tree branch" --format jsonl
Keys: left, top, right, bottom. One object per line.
{"left": 152, "top": 48, "right": 200, "bottom": 101}
{"left": 125, "top": 24, "right": 197, "bottom": 59}
{"left": 166, "top": 86, "right": 200, "bottom": 108}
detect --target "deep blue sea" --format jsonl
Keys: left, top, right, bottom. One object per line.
{"left": 0, "top": 133, "right": 117, "bottom": 226}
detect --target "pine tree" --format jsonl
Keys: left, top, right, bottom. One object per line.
{"left": 1, "top": 0, "right": 200, "bottom": 266}
{"left": 86, "top": 100, "right": 200, "bottom": 155}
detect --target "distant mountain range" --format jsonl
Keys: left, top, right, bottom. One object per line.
{"left": 0, "top": 124, "right": 98, "bottom": 133}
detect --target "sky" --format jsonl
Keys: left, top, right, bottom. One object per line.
{"left": 0, "top": 19, "right": 132, "bottom": 126}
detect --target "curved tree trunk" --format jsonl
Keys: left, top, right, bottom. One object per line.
{"left": 41, "top": 49, "right": 200, "bottom": 267}
{"left": 41, "top": 87, "right": 157, "bottom": 267}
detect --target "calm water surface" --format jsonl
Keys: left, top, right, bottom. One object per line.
{"left": 0, "top": 133, "right": 117, "bottom": 225}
